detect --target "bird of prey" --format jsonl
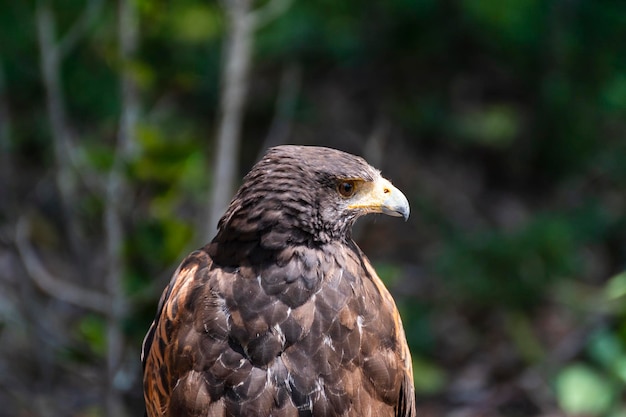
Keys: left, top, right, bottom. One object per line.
{"left": 142, "top": 145, "right": 415, "bottom": 417}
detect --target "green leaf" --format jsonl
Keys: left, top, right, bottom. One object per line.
{"left": 411, "top": 356, "right": 447, "bottom": 395}
{"left": 588, "top": 329, "right": 626, "bottom": 384}
{"left": 373, "top": 262, "right": 402, "bottom": 286}
{"left": 454, "top": 104, "right": 521, "bottom": 148}
{"left": 77, "top": 315, "right": 107, "bottom": 357}
{"left": 588, "top": 330, "right": 623, "bottom": 367}
{"left": 602, "top": 75, "right": 626, "bottom": 113}
{"left": 555, "top": 363, "right": 615, "bottom": 416}
{"left": 605, "top": 271, "right": 626, "bottom": 301}
{"left": 170, "top": 4, "right": 223, "bottom": 44}
{"left": 504, "top": 311, "right": 545, "bottom": 363}
{"left": 460, "top": 0, "right": 542, "bottom": 47}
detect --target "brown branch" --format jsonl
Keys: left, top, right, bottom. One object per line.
{"left": 15, "top": 215, "right": 111, "bottom": 315}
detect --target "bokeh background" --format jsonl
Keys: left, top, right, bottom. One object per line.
{"left": 2, "top": 0, "right": 626, "bottom": 416}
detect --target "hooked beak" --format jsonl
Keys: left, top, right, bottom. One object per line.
{"left": 348, "top": 177, "right": 410, "bottom": 221}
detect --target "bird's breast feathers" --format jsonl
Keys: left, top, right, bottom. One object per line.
{"left": 143, "top": 243, "right": 415, "bottom": 417}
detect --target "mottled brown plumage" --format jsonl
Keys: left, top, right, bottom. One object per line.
{"left": 142, "top": 145, "right": 416, "bottom": 417}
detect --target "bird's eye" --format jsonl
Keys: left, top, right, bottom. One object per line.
{"left": 337, "top": 180, "right": 357, "bottom": 197}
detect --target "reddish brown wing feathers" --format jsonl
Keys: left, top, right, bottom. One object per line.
{"left": 142, "top": 242, "right": 415, "bottom": 417}
{"left": 142, "top": 250, "right": 214, "bottom": 417}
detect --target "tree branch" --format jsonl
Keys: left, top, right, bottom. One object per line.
{"left": 15, "top": 215, "right": 111, "bottom": 315}
{"left": 257, "top": 61, "right": 301, "bottom": 158}
{"left": 101, "top": 0, "right": 139, "bottom": 414}
{"left": 0, "top": 56, "right": 11, "bottom": 151}
{"left": 250, "top": 0, "right": 293, "bottom": 29}
{"left": 36, "top": 0, "right": 85, "bottom": 260}
{"left": 57, "top": 0, "right": 104, "bottom": 59}
{"left": 207, "top": 0, "right": 255, "bottom": 239}
{"left": 36, "top": 0, "right": 105, "bottom": 195}
{"left": 206, "top": 0, "right": 293, "bottom": 240}
{"left": 0, "top": 56, "right": 14, "bottom": 214}
{"left": 363, "top": 116, "right": 390, "bottom": 169}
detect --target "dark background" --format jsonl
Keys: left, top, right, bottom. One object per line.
{"left": 1, "top": 0, "right": 626, "bottom": 416}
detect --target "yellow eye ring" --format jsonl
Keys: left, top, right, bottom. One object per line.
{"left": 337, "top": 180, "right": 357, "bottom": 197}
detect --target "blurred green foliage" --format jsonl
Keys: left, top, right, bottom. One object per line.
{"left": 438, "top": 205, "right": 614, "bottom": 308}
{"left": 2, "top": 0, "right": 626, "bottom": 415}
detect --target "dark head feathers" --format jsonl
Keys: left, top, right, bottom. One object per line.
{"left": 259, "top": 145, "right": 377, "bottom": 182}
{"left": 208, "top": 145, "right": 401, "bottom": 266}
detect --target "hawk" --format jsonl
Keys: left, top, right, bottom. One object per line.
{"left": 142, "top": 145, "right": 416, "bottom": 416}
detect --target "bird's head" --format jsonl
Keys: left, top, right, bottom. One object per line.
{"left": 211, "top": 145, "right": 409, "bottom": 262}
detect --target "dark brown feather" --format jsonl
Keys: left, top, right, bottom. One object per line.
{"left": 143, "top": 145, "right": 416, "bottom": 417}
